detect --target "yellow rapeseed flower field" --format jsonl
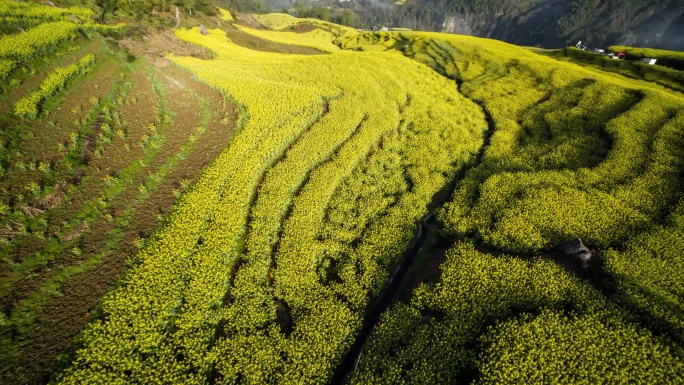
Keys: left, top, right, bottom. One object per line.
{"left": 43, "top": 11, "right": 684, "bottom": 385}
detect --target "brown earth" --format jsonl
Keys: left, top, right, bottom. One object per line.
{"left": 225, "top": 29, "right": 325, "bottom": 55}
{"left": 0, "top": 61, "right": 155, "bottom": 310}
{"left": 119, "top": 28, "right": 213, "bottom": 61}
{"left": 15, "top": 61, "right": 236, "bottom": 385}
{"left": 235, "top": 13, "right": 265, "bottom": 29}
{"left": 292, "top": 23, "right": 332, "bottom": 34}
{"left": 0, "top": 46, "right": 124, "bottom": 286}
{"left": 0, "top": 33, "right": 238, "bottom": 384}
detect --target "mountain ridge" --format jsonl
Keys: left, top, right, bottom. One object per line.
{"left": 233, "top": 0, "right": 684, "bottom": 50}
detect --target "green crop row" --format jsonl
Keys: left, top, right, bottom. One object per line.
{"left": 545, "top": 48, "right": 684, "bottom": 93}
{"left": 610, "top": 45, "right": 684, "bottom": 63}
{"left": 14, "top": 54, "right": 95, "bottom": 120}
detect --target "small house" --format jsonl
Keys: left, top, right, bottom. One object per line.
{"left": 641, "top": 58, "right": 657, "bottom": 65}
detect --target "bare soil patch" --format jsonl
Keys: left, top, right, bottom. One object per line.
{"left": 292, "top": 23, "right": 331, "bottom": 34}
{"left": 0, "top": 53, "right": 124, "bottom": 282}
{"left": 0, "top": 58, "right": 150, "bottom": 359}
{"left": 120, "top": 29, "right": 213, "bottom": 61}
{"left": 236, "top": 13, "right": 265, "bottom": 29}
{"left": 0, "top": 36, "right": 101, "bottom": 114}
{"left": 225, "top": 30, "right": 325, "bottom": 55}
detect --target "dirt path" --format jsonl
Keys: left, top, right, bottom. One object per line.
{"left": 119, "top": 28, "right": 213, "bottom": 63}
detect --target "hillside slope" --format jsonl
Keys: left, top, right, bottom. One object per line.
{"left": 271, "top": 0, "right": 684, "bottom": 50}
{"left": 437, "top": 0, "right": 684, "bottom": 50}
{"left": 57, "top": 13, "right": 684, "bottom": 385}
{"left": 1, "top": 4, "right": 684, "bottom": 384}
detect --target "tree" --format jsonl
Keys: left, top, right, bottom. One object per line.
{"left": 310, "top": 4, "right": 329, "bottom": 21}
{"left": 92, "top": 0, "right": 118, "bottom": 20}
{"left": 294, "top": 1, "right": 307, "bottom": 18}
{"left": 341, "top": 9, "right": 355, "bottom": 27}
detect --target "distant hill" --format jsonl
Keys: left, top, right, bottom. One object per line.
{"left": 435, "top": 0, "right": 684, "bottom": 50}
{"left": 237, "top": 0, "right": 684, "bottom": 50}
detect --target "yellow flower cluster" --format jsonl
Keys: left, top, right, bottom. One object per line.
{"left": 234, "top": 24, "right": 341, "bottom": 53}
{"left": 252, "top": 12, "right": 357, "bottom": 37}
{"left": 14, "top": 54, "right": 95, "bottom": 120}
{"left": 217, "top": 7, "right": 233, "bottom": 22}
{"left": 0, "top": 21, "right": 80, "bottom": 61}
{"left": 603, "top": 198, "right": 684, "bottom": 344}
{"left": 477, "top": 309, "right": 683, "bottom": 384}
{"left": 0, "top": 59, "right": 14, "bottom": 80}
{"left": 352, "top": 243, "right": 683, "bottom": 383}
{"left": 57, "top": 24, "right": 486, "bottom": 383}
{"left": 0, "top": 0, "right": 93, "bottom": 27}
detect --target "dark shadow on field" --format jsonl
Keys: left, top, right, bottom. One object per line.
{"left": 330, "top": 213, "right": 430, "bottom": 385}
{"left": 329, "top": 72, "right": 497, "bottom": 385}
{"left": 224, "top": 29, "right": 327, "bottom": 55}
{"left": 336, "top": 32, "right": 684, "bottom": 383}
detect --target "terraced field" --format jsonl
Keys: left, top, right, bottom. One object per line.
{"left": 0, "top": 3, "right": 237, "bottom": 383}
{"left": 340, "top": 31, "right": 684, "bottom": 383}
{"left": 1, "top": 2, "right": 683, "bottom": 384}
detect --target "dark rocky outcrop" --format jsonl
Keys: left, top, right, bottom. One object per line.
{"left": 562, "top": 238, "right": 593, "bottom": 270}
